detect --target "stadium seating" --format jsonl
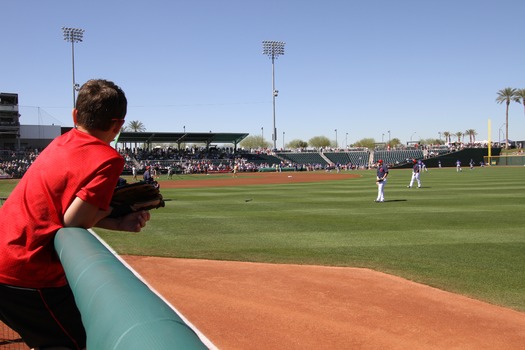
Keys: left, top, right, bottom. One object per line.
{"left": 324, "top": 151, "right": 370, "bottom": 167}
{"left": 374, "top": 149, "right": 424, "bottom": 165}
{"left": 239, "top": 152, "right": 281, "bottom": 165}
{"left": 277, "top": 152, "right": 328, "bottom": 166}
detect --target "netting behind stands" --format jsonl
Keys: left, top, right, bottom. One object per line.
{"left": 0, "top": 322, "right": 28, "bottom": 349}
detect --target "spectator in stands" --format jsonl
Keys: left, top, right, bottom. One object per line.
{"left": 0, "top": 79, "right": 151, "bottom": 350}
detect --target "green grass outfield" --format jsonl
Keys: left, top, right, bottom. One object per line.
{"left": 1, "top": 166, "right": 524, "bottom": 312}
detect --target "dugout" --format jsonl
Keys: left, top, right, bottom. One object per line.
{"left": 114, "top": 131, "right": 249, "bottom": 152}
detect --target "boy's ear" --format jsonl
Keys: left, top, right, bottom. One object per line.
{"left": 112, "top": 119, "right": 125, "bottom": 133}
{"left": 72, "top": 109, "right": 78, "bottom": 126}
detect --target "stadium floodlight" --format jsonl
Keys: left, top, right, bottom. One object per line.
{"left": 262, "top": 40, "right": 285, "bottom": 150}
{"left": 62, "top": 27, "right": 85, "bottom": 107}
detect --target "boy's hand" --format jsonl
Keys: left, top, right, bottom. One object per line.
{"left": 118, "top": 210, "right": 151, "bottom": 232}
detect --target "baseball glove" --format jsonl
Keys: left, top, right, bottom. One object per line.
{"left": 108, "top": 180, "right": 165, "bottom": 218}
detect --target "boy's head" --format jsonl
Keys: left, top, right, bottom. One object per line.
{"left": 75, "top": 79, "right": 127, "bottom": 131}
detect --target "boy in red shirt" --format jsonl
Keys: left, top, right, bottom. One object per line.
{"left": 0, "top": 79, "right": 150, "bottom": 349}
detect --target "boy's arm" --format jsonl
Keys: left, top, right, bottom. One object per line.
{"left": 64, "top": 196, "right": 150, "bottom": 232}
{"left": 96, "top": 211, "right": 150, "bottom": 232}
{"left": 64, "top": 196, "right": 109, "bottom": 228}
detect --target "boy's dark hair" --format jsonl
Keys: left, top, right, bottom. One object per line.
{"left": 75, "top": 79, "right": 127, "bottom": 131}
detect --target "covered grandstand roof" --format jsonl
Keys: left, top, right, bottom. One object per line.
{"left": 115, "top": 131, "right": 249, "bottom": 147}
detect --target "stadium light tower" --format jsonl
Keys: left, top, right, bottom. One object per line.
{"left": 62, "top": 27, "right": 85, "bottom": 107}
{"left": 262, "top": 40, "right": 285, "bottom": 150}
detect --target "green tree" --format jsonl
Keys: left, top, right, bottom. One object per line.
{"left": 421, "top": 138, "right": 442, "bottom": 146}
{"left": 239, "top": 135, "right": 271, "bottom": 149}
{"left": 388, "top": 138, "right": 402, "bottom": 148}
{"left": 455, "top": 131, "right": 463, "bottom": 143}
{"left": 287, "top": 139, "right": 308, "bottom": 149}
{"left": 308, "top": 136, "right": 331, "bottom": 149}
{"left": 496, "top": 87, "right": 518, "bottom": 149}
{"left": 353, "top": 138, "right": 375, "bottom": 149}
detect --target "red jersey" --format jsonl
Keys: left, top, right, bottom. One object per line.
{"left": 0, "top": 128, "right": 124, "bottom": 288}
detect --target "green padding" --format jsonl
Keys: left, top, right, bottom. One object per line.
{"left": 55, "top": 228, "right": 208, "bottom": 350}
{"left": 258, "top": 167, "right": 297, "bottom": 172}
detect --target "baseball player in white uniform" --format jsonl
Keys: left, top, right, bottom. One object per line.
{"left": 408, "top": 159, "right": 421, "bottom": 188}
{"left": 375, "top": 159, "right": 388, "bottom": 202}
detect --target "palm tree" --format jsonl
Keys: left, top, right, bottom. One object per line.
{"left": 127, "top": 120, "right": 146, "bottom": 132}
{"left": 515, "top": 88, "right": 525, "bottom": 117}
{"left": 465, "top": 129, "right": 477, "bottom": 144}
{"left": 496, "top": 87, "right": 518, "bottom": 149}
{"left": 455, "top": 131, "right": 463, "bottom": 143}
{"left": 126, "top": 120, "right": 146, "bottom": 150}
{"left": 442, "top": 131, "right": 451, "bottom": 144}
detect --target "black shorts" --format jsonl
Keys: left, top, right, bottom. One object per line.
{"left": 0, "top": 283, "right": 86, "bottom": 349}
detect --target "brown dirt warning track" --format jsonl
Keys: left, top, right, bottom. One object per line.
{"left": 123, "top": 172, "right": 525, "bottom": 350}
{"left": 159, "top": 170, "right": 360, "bottom": 188}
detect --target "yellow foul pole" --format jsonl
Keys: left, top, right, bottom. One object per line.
{"left": 488, "top": 119, "right": 492, "bottom": 164}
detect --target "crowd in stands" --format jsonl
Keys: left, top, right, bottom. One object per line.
{"left": 0, "top": 142, "right": 499, "bottom": 179}
{"left": 0, "top": 150, "right": 40, "bottom": 178}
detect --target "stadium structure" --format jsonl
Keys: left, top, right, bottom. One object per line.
{"left": 0, "top": 92, "right": 507, "bottom": 177}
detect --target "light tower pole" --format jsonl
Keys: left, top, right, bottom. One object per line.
{"left": 62, "top": 27, "right": 84, "bottom": 107}
{"left": 262, "top": 40, "right": 285, "bottom": 150}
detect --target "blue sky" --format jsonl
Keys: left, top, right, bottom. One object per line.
{"left": 3, "top": 0, "right": 524, "bottom": 146}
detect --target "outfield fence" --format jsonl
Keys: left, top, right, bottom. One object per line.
{"left": 484, "top": 155, "right": 525, "bottom": 166}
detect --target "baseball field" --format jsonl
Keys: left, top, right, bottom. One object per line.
{"left": 1, "top": 166, "right": 524, "bottom": 349}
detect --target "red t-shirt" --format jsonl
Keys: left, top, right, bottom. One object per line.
{"left": 0, "top": 128, "right": 124, "bottom": 288}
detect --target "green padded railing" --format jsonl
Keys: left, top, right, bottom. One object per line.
{"left": 54, "top": 228, "right": 209, "bottom": 350}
